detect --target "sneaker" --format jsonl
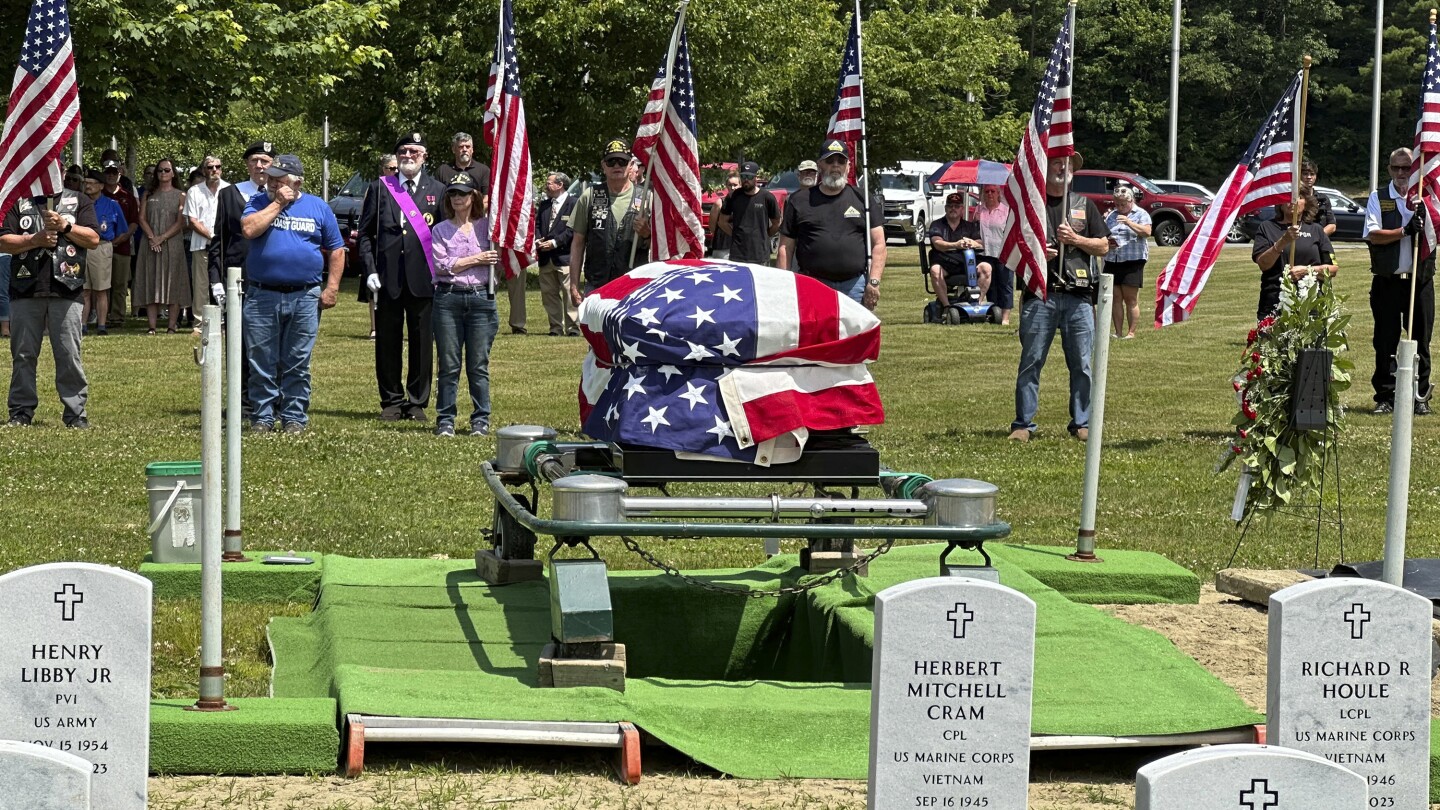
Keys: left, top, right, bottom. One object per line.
{"left": 249, "top": 421, "right": 274, "bottom": 433}
{"left": 1073, "top": 427, "right": 1090, "bottom": 441}
{"left": 66, "top": 418, "right": 91, "bottom": 430}
{"left": 434, "top": 423, "right": 455, "bottom": 437}
{"left": 5, "top": 415, "right": 32, "bottom": 428}
{"left": 1373, "top": 401, "right": 1394, "bottom": 415}
{"left": 1007, "top": 428, "right": 1031, "bottom": 442}
{"left": 1417, "top": 401, "right": 1431, "bottom": 416}
{"left": 470, "top": 424, "right": 490, "bottom": 437}
{"left": 283, "top": 421, "right": 306, "bottom": 435}
{"left": 96, "top": 326, "right": 107, "bottom": 336}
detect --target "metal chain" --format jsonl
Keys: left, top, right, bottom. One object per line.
{"left": 618, "top": 535, "right": 896, "bottom": 598}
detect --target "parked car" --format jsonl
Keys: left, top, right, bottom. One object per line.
{"left": 700, "top": 164, "right": 790, "bottom": 256}
{"left": 1152, "top": 180, "right": 1250, "bottom": 244}
{"left": 1237, "top": 186, "right": 1367, "bottom": 243}
{"left": 1070, "top": 170, "right": 1207, "bottom": 247}
{"left": 328, "top": 172, "right": 369, "bottom": 273}
{"left": 879, "top": 160, "right": 947, "bottom": 244}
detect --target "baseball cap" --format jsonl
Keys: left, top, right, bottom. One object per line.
{"left": 243, "top": 141, "right": 277, "bottom": 160}
{"left": 445, "top": 173, "right": 479, "bottom": 195}
{"left": 265, "top": 154, "right": 304, "bottom": 178}
{"left": 101, "top": 159, "right": 121, "bottom": 171}
{"left": 817, "top": 139, "right": 849, "bottom": 161}
{"left": 395, "top": 131, "right": 426, "bottom": 152}
{"left": 740, "top": 161, "right": 761, "bottom": 177}
{"left": 797, "top": 160, "right": 818, "bottom": 172}
{"left": 603, "top": 139, "right": 633, "bottom": 160}
{"left": 946, "top": 192, "right": 965, "bottom": 205}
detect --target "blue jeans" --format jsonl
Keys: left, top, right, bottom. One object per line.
{"left": 244, "top": 285, "right": 320, "bottom": 427}
{"left": 433, "top": 288, "right": 499, "bottom": 428}
{"left": 1013, "top": 293, "right": 1094, "bottom": 434}
{"left": 0, "top": 253, "right": 10, "bottom": 323}
{"left": 817, "top": 274, "right": 866, "bottom": 304}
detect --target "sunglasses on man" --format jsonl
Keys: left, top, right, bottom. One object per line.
{"left": 603, "top": 158, "right": 629, "bottom": 168}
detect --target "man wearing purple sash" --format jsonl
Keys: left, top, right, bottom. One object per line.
{"left": 359, "top": 132, "right": 446, "bottom": 422}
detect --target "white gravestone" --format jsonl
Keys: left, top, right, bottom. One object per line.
{"left": 0, "top": 739, "right": 92, "bottom": 809}
{"left": 1136, "top": 743, "right": 1367, "bottom": 809}
{"left": 868, "top": 577, "right": 1036, "bottom": 810}
{"left": 1268, "top": 577, "right": 1432, "bottom": 810}
{"left": 0, "top": 563, "right": 152, "bottom": 810}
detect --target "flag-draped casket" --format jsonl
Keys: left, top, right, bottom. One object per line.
{"left": 578, "top": 260, "right": 884, "bottom": 466}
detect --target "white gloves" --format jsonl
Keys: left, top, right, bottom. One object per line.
{"left": 366, "top": 274, "right": 381, "bottom": 293}
{"left": 211, "top": 283, "right": 225, "bottom": 307}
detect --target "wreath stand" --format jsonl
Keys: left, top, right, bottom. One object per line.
{"left": 1226, "top": 344, "right": 1346, "bottom": 570}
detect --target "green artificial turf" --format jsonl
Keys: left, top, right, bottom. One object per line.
{"left": 268, "top": 548, "right": 1261, "bottom": 779}
{"left": 150, "top": 697, "right": 338, "bottom": 774}
{"left": 140, "top": 551, "right": 323, "bottom": 602}
{"left": 990, "top": 543, "right": 1202, "bottom": 604}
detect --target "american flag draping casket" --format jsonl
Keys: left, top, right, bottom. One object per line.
{"left": 577, "top": 260, "right": 885, "bottom": 466}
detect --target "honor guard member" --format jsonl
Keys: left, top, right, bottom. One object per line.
{"left": 0, "top": 166, "right": 102, "bottom": 428}
{"left": 536, "top": 172, "right": 578, "bottom": 335}
{"left": 1364, "top": 146, "right": 1435, "bottom": 415}
{"left": 207, "top": 140, "right": 276, "bottom": 415}
{"left": 360, "top": 131, "right": 446, "bottom": 422}
{"left": 567, "top": 139, "right": 652, "bottom": 307}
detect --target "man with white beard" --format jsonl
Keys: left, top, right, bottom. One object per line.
{"left": 776, "top": 140, "right": 886, "bottom": 309}
{"left": 239, "top": 155, "right": 344, "bottom": 434}
{"left": 796, "top": 159, "right": 818, "bottom": 189}
{"left": 358, "top": 132, "right": 446, "bottom": 423}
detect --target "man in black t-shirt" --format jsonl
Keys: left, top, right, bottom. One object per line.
{"left": 1010, "top": 152, "right": 1111, "bottom": 443}
{"left": 777, "top": 140, "right": 887, "bottom": 309}
{"left": 717, "top": 161, "right": 780, "bottom": 264}
{"left": 927, "top": 192, "right": 991, "bottom": 308}
{"left": 0, "top": 185, "right": 101, "bottom": 428}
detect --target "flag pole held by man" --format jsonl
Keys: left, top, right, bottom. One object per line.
{"left": 483, "top": 0, "right": 536, "bottom": 296}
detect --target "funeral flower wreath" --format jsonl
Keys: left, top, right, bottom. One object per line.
{"left": 1219, "top": 272, "right": 1351, "bottom": 517}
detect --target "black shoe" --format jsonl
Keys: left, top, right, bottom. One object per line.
{"left": 511, "top": 326, "right": 528, "bottom": 335}
{"left": 96, "top": 326, "right": 107, "bottom": 336}
{"left": 470, "top": 423, "right": 490, "bottom": 437}
{"left": 379, "top": 408, "right": 403, "bottom": 422}
{"left": 66, "top": 418, "right": 91, "bottom": 430}
{"left": 5, "top": 415, "right": 32, "bottom": 428}
{"left": 1374, "top": 401, "right": 1394, "bottom": 415}
{"left": 434, "top": 423, "right": 455, "bottom": 437}
{"left": 403, "top": 409, "right": 427, "bottom": 422}
{"left": 1417, "top": 401, "right": 1431, "bottom": 416}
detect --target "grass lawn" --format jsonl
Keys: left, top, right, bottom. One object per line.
{"left": 2, "top": 241, "right": 1435, "bottom": 700}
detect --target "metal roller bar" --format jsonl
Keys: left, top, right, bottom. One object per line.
{"left": 482, "top": 462, "right": 1011, "bottom": 543}
{"left": 363, "top": 727, "right": 623, "bottom": 747}
{"left": 622, "top": 496, "right": 928, "bottom": 521}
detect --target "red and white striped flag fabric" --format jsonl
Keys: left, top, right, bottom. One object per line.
{"left": 632, "top": 11, "right": 704, "bottom": 261}
{"left": 826, "top": 12, "right": 864, "bottom": 179}
{"left": 0, "top": 0, "right": 78, "bottom": 220}
{"left": 1411, "top": 18, "right": 1440, "bottom": 259}
{"left": 482, "top": 0, "right": 535, "bottom": 281}
{"left": 1154, "top": 72, "right": 1301, "bottom": 327}
{"left": 999, "top": 12, "right": 1074, "bottom": 301}
{"left": 576, "top": 259, "right": 883, "bottom": 465}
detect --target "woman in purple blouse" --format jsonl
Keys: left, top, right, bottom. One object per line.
{"left": 430, "top": 174, "right": 500, "bottom": 437}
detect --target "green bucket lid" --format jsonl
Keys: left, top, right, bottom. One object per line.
{"left": 145, "top": 461, "right": 202, "bottom": 477}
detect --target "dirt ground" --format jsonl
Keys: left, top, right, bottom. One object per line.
{"left": 147, "top": 586, "right": 1438, "bottom": 810}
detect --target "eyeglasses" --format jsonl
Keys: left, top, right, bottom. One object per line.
{"left": 158, "top": 168, "right": 173, "bottom": 173}
{"left": 205, "top": 165, "right": 222, "bottom": 171}
{"left": 1391, "top": 164, "right": 1413, "bottom": 171}
{"left": 397, "top": 147, "right": 424, "bottom": 156}
{"left": 820, "top": 156, "right": 848, "bottom": 165}
{"left": 944, "top": 203, "right": 962, "bottom": 208}
{"left": 446, "top": 190, "right": 471, "bottom": 197}
{"left": 384, "top": 166, "right": 398, "bottom": 173}
{"left": 603, "top": 158, "right": 629, "bottom": 168}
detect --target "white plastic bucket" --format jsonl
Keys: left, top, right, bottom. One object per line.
{"left": 145, "top": 461, "right": 204, "bottom": 564}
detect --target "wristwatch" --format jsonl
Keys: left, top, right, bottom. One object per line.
{"left": 61, "top": 222, "right": 73, "bottom": 235}
{"left": 867, "top": 278, "right": 881, "bottom": 288}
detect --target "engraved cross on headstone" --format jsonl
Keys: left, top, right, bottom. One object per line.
{"left": 53, "top": 583, "right": 84, "bottom": 622}
{"left": 1343, "top": 603, "right": 1371, "bottom": 640}
{"left": 947, "top": 602, "right": 974, "bottom": 639}
{"left": 1238, "top": 778, "right": 1280, "bottom": 810}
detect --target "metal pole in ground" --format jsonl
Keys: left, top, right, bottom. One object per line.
{"left": 1070, "top": 273, "right": 1113, "bottom": 563}
{"left": 223, "top": 267, "right": 248, "bottom": 562}
{"left": 1382, "top": 339, "right": 1417, "bottom": 587}
{"left": 191, "top": 306, "right": 234, "bottom": 712}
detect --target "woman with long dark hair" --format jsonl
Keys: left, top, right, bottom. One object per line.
{"left": 133, "top": 158, "right": 190, "bottom": 333}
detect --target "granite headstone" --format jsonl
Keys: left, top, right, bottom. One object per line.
{"left": 1136, "top": 743, "right": 1367, "bottom": 809}
{"left": 0, "top": 563, "right": 152, "bottom": 810}
{"left": 1268, "top": 577, "right": 1432, "bottom": 810}
{"left": 868, "top": 577, "right": 1036, "bottom": 810}
{"left": 0, "top": 739, "right": 92, "bottom": 809}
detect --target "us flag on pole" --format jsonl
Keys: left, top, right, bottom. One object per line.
{"left": 632, "top": 11, "right": 704, "bottom": 261}
{"left": 1410, "top": 17, "right": 1440, "bottom": 259}
{"left": 1000, "top": 12, "right": 1074, "bottom": 301}
{"left": 826, "top": 13, "right": 863, "bottom": 180}
{"left": 0, "top": 0, "right": 78, "bottom": 219}
{"left": 1154, "top": 72, "right": 1301, "bottom": 327}
{"left": 482, "top": 0, "right": 535, "bottom": 281}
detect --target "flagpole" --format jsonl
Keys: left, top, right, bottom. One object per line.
{"left": 1057, "top": 0, "right": 1076, "bottom": 285}
{"left": 854, "top": 0, "right": 873, "bottom": 282}
{"left": 489, "top": 6, "right": 505, "bottom": 298}
{"left": 1286, "top": 57, "right": 1313, "bottom": 273}
{"left": 630, "top": 0, "right": 691, "bottom": 268}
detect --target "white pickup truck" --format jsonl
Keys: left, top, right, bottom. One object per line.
{"left": 878, "top": 160, "right": 949, "bottom": 244}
